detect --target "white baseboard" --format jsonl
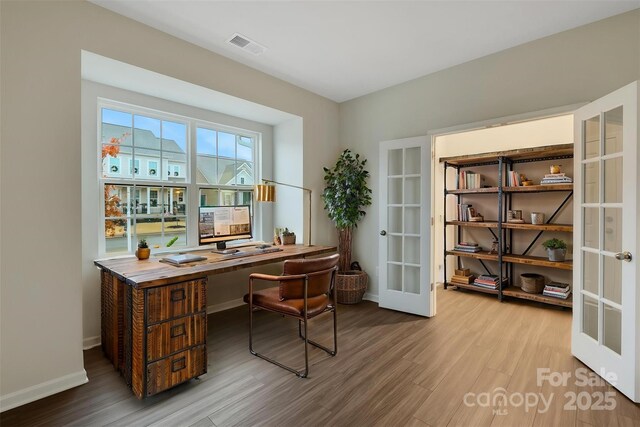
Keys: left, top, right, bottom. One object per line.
{"left": 83, "top": 335, "right": 101, "bottom": 350}
{"left": 0, "top": 370, "right": 88, "bottom": 412}
{"left": 363, "top": 292, "right": 379, "bottom": 303}
{"left": 207, "top": 298, "right": 245, "bottom": 314}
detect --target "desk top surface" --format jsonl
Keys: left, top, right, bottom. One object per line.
{"left": 95, "top": 244, "right": 337, "bottom": 288}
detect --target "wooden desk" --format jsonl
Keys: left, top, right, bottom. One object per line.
{"left": 95, "top": 244, "right": 336, "bottom": 398}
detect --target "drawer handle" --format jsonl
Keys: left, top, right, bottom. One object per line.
{"left": 170, "top": 323, "right": 186, "bottom": 338}
{"left": 171, "top": 289, "right": 186, "bottom": 302}
{"left": 171, "top": 357, "right": 186, "bottom": 372}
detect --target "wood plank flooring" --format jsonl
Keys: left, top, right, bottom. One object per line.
{"left": 2, "top": 287, "right": 639, "bottom": 426}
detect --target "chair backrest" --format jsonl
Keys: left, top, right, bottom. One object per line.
{"left": 280, "top": 253, "right": 339, "bottom": 300}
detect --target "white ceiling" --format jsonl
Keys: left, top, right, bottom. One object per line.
{"left": 90, "top": 1, "right": 639, "bottom": 103}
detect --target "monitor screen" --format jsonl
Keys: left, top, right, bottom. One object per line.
{"left": 199, "top": 205, "right": 252, "bottom": 247}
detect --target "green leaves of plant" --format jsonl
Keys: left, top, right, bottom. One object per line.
{"left": 322, "top": 149, "right": 372, "bottom": 229}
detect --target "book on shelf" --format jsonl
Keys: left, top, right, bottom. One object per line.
{"left": 457, "top": 171, "right": 484, "bottom": 190}
{"left": 456, "top": 204, "right": 475, "bottom": 221}
{"left": 508, "top": 171, "right": 522, "bottom": 187}
{"left": 540, "top": 176, "right": 573, "bottom": 184}
{"left": 472, "top": 275, "right": 508, "bottom": 289}
{"left": 544, "top": 282, "right": 571, "bottom": 293}
{"left": 543, "top": 290, "right": 571, "bottom": 299}
{"left": 544, "top": 173, "right": 566, "bottom": 178}
{"left": 454, "top": 244, "right": 482, "bottom": 253}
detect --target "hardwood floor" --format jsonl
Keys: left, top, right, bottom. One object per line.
{"left": 2, "top": 287, "right": 640, "bottom": 426}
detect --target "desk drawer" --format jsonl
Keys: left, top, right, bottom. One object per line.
{"left": 146, "top": 345, "right": 206, "bottom": 396}
{"left": 146, "top": 279, "right": 206, "bottom": 324}
{"left": 146, "top": 313, "right": 206, "bottom": 362}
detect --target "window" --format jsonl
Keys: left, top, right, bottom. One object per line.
{"left": 99, "top": 103, "right": 258, "bottom": 254}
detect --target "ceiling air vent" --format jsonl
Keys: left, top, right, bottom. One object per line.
{"left": 227, "top": 33, "right": 266, "bottom": 55}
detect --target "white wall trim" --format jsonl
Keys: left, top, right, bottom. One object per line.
{"left": 363, "top": 292, "right": 379, "bottom": 303}
{"left": 83, "top": 336, "right": 101, "bottom": 350}
{"left": 427, "top": 102, "right": 586, "bottom": 137}
{"left": 207, "top": 298, "right": 245, "bottom": 315}
{"left": 0, "top": 370, "right": 88, "bottom": 413}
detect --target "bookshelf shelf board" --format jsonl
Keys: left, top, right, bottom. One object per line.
{"left": 440, "top": 143, "right": 574, "bottom": 166}
{"left": 446, "top": 250, "right": 498, "bottom": 261}
{"left": 447, "top": 187, "right": 499, "bottom": 195}
{"left": 448, "top": 282, "right": 499, "bottom": 295}
{"left": 502, "top": 286, "right": 573, "bottom": 308}
{"left": 503, "top": 184, "right": 573, "bottom": 193}
{"left": 501, "top": 254, "right": 573, "bottom": 270}
{"left": 502, "top": 223, "right": 573, "bottom": 232}
{"left": 446, "top": 221, "right": 498, "bottom": 228}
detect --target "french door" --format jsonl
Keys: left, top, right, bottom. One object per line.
{"left": 379, "top": 136, "right": 433, "bottom": 316}
{"left": 572, "top": 81, "right": 638, "bottom": 402}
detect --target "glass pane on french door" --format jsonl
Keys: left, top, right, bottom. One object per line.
{"left": 386, "top": 147, "right": 421, "bottom": 295}
{"left": 580, "top": 106, "right": 623, "bottom": 355}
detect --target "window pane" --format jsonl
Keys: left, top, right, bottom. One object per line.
{"left": 583, "top": 115, "right": 599, "bottom": 160}
{"left": 104, "top": 184, "right": 128, "bottom": 218}
{"left": 200, "top": 188, "right": 219, "bottom": 206}
{"left": 237, "top": 136, "right": 253, "bottom": 161}
{"left": 218, "top": 132, "right": 235, "bottom": 158}
{"left": 134, "top": 149, "right": 161, "bottom": 181}
{"left": 162, "top": 120, "right": 187, "bottom": 154}
{"left": 197, "top": 128, "right": 216, "bottom": 156}
{"left": 164, "top": 152, "right": 187, "bottom": 182}
{"left": 105, "top": 218, "right": 130, "bottom": 253}
{"left": 221, "top": 190, "right": 236, "bottom": 205}
{"left": 102, "top": 108, "right": 132, "bottom": 146}
{"left": 218, "top": 159, "right": 237, "bottom": 185}
{"left": 134, "top": 115, "right": 160, "bottom": 150}
{"left": 237, "top": 161, "right": 254, "bottom": 185}
{"left": 604, "top": 106, "right": 623, "bottom": 155}
{"left": 197, "top": 155, "right": 217, "bottom": 185}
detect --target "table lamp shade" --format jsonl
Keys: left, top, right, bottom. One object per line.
{"left": 255, "top": 184, "right": 276, "bottom": 202}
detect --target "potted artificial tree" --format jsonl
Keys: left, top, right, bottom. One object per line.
{"left": 322, "top": 149, "right": 372, "bottom": 304}
{"left": 542, "top": 238, "right": 567, "bottom": 262}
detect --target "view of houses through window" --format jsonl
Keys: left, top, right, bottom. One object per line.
{"left": 100, "top": 103, "right": 257, "bottom": 254}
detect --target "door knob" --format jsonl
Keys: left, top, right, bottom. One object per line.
{"left": 380, "top": 230, "right": 387, "bottom": 236}
{"left": 615, "top": 251, "right": 632, "bottom": 262}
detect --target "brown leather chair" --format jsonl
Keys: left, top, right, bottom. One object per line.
{"left": 243, "top": 253, "right": 339, "bottom": 377}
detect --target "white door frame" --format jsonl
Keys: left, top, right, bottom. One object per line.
{"left": 428, "top": 103, "right": 585, "bottom": 287}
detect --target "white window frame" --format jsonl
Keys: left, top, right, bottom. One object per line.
{"left": 97, "top": 99, "right": 261, "bottom": 256}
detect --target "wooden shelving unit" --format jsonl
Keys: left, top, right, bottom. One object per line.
{"left": 442, "top": 144, "right": 574, "bottom": 308}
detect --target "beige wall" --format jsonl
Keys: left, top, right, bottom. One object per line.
{"left": 339, "top": 10, "right": 640, "bottom": 299}
{"left": 0, "top": 0, "right": 339, "bottom": 409}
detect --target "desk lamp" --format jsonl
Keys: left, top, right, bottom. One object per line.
{"left": 255, "top": 179, "right": 312, "bottom": 246}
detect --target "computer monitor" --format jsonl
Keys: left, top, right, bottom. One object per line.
{"left": 199, "top": 205, "right": 252, "bottom": 249}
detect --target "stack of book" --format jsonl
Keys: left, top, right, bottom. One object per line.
{"left": 450, "top": 268, "right": 475, "bottom": 285}
{"left": 458, "top": 171, "right": 483, "bottom": 189}
{"left": 473, "top": 274, "right": 508, "bottom": 290}
{"left": 456, "top": 204, "right": 476, "bottom": 221}
{"left": 454, "top": 242, "right": 482, "bottom": 253}
{"left": 543, "top": 282, "right": 571, "bottom": 299}
{"left": 540, "top": 173, "right": 573, "bottom": 185}
{"left": 507, "top": 171, "right": 522, "bottom": 186}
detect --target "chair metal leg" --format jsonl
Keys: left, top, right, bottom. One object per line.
{"left": 296, "top": 307, "right": 337, "bottom": 357}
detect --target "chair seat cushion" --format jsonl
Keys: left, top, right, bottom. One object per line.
{"left": 244, "top": 287, "right": 330, "bottom": 318}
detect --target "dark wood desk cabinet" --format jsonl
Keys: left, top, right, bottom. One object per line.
{"left": 100, "top": 271, "right": 207, "bottom": 398}
{"left": 96, "top": 244, "right": 336, "bottom": 398}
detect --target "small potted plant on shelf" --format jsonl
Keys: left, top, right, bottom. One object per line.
{"left": 542, "top": 238, "right": 567, "bottom": 262}
{"left": 280, "top": 228, "right": 296, "bottom": 245}
{"left": 136, "top": 238, "right": 150, "bottom": 260}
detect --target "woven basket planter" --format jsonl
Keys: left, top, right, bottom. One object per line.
{"left": 336, "top": 270, "right": 368, "bottom": 304}
{"left": 521, "top": 273, "right": 545, "bottom": 294}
